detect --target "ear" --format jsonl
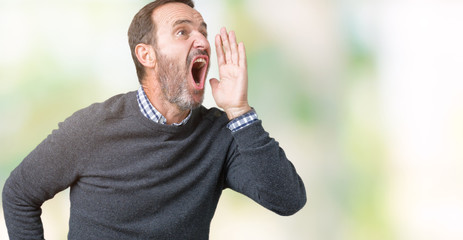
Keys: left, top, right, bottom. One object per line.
{"left": 135, "top": 43, "right": 156, "bottom": 68}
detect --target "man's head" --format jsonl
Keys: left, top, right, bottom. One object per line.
{"left": 128, "top": 0, "right": 211, "bottom": 110}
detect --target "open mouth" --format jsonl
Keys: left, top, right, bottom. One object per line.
{"left": 190, "top": 55, "right": 209, "bottom": 90}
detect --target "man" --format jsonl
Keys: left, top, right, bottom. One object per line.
{"left": 2, "top": 0, "right": 306, "bottom": 239}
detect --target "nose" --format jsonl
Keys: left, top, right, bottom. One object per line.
{"left": 192, "top": 32, "right": 210, "bottom": 51}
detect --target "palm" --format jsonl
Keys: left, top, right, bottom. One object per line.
{"left": 210, "top": 28, "right": 251, "bottom": 119}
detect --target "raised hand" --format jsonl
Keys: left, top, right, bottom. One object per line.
{"left": 210, "top": 27, "right": 252, "bottom": 120}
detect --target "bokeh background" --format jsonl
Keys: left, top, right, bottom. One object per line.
{"left": 1, "top": 0, "right": 463, "bottom": 239}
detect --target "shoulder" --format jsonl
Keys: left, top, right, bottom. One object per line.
{"left": 58, "top": 91, "right": 137, "bottom": 133}
{"left": 196, "top": 106, "right": 229, "bottom": 124}
{"left": 88, "top": 91, "right": 136, "bottom": 119}
{"left": 74, "top": 91, "right": 135, "bottom": 120}
{"left": 185, "top": 106, "right": 232, "bottom": 137}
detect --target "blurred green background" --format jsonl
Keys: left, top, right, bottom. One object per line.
{"left": 1, "top": 0, "right": 463, "bottom": 239}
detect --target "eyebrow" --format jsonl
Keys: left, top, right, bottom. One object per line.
{"left": 173, "top": 19, "right": 207, "bottom": 30}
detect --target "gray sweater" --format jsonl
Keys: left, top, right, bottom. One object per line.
{"left": 2, "top": 91, "right": 306, "bottom": 240}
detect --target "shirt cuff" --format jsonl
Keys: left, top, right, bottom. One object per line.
{"left": 227, "top": 109, "right": 259, "bottom": 132}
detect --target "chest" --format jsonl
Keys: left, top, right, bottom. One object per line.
{"left": 75, "top": 126, "right": 232, "bottom": 194}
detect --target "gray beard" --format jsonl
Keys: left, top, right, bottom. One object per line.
{"left": 155, "top": 51, "right": 204, "bottom": 111}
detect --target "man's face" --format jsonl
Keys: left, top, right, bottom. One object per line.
{"left": 152, "top": 3, "right": 211, "bottom": 110}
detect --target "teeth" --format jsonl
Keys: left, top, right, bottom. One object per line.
{"left": 193, "top": 58, "right": 206, "bottom": 69}
{"left": 194, "top": 58, "right": 206, "bottom": 63}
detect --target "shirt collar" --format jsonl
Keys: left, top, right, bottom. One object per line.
{"left": 136, "top": 86, "right": 191, "bottom": 126}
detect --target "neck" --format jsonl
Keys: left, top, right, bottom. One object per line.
{"left": 141, "top": 83, "right": 190, "bottom": 125}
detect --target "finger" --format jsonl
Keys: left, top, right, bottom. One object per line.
{"left": 220, "top": 27, "right": 232, "bottom": 64}
{"left": 229, "top": 31, "right": 239, "bottom": 64}
{"left": 238, "top": 42, "right": 247, "bottom": 68}
{"left": 215, "top": 34, "right": 225, "bottom": 66}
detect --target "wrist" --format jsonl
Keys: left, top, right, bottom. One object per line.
{"left": 225, "top": 105, "right": 252, "bottom": 120}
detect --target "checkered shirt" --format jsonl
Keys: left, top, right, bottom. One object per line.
{"left": 136, "top": 86, "right": 258, "bottom": 131}
{"left": 136, "top": 86, "right": 191, "bottom": 126}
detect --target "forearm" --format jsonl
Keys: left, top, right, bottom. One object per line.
{"left": 2, "top": 169, "right": 45, "bottom": 239}
{"left": 3, "top": 119, "right": 82, "bottom": 239}
{"left": 226, "top": 120, "right": 306, "bottom": 216}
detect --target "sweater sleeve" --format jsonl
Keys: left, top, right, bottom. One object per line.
{"left": 224, "top": 120, "right": 307, "bottom": 216}
{"left": 2, "top": 116, "right": 85, "bottom": 239}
